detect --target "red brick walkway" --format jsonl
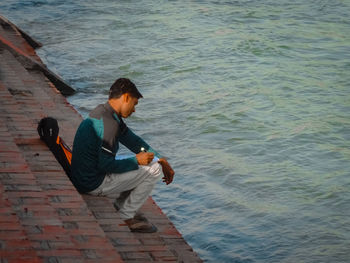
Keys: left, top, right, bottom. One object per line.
{"left": 0, "top": 16, "right": 202, "bottom": 263}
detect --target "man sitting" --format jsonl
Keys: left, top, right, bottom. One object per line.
{"left": 70, "top": 78, "right": 174, "bottom": 233}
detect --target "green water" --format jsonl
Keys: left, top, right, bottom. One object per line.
{"left": 1, "top": 0, "right": 350, "bottom": 262}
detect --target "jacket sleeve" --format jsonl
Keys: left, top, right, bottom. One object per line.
{"left": 119, "top": 128, "right": 161, "bottom": 158}
{"left": 90, "top": 117, "right": 139, "bottom": 174}
{"left": 97, "top": 149, "right": 139, "bottom": 174}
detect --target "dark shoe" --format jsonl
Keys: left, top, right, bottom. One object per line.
{"left": 114, "top": 202, "right": 148, "bottom": 222}
{"left": 133, "top": 212, "right": 148, "bottom": 222}
{"left": 124, "top": 218, "right": 157, "bottom": 233}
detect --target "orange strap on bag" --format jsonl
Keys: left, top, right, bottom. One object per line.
{"left": 56, "top": 136, "right": 72, "bottom": 165}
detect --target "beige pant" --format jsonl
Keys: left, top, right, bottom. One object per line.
{"left": 88, "top": 161, "right": 162, "bottom": 219}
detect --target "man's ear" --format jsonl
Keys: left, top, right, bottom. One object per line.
{"left": 123, "top": 93, "right": 130, "bottom": 102}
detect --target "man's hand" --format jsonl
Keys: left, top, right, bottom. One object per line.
{"left": 136, "top": 152, "right": 154, "bottom": 165}
{"left": 158, "top": 158, "right": 175, "bottom": 185}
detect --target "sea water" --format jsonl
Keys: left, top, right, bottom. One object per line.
{"left": 1, "top": 0, "right": 350, "bottom": 262}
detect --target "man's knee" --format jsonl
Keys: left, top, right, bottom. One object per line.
{"left": 149, "top": 162, "right": 162, "bottom": 180}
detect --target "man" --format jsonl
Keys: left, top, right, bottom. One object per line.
{"left": 70, "top": 78, "right": 174, "bottom": 233}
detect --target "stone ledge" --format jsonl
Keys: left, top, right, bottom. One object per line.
{"left": 0, "top": 15, "right": 202, "bottom": 262}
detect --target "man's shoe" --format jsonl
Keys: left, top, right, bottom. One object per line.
{"left": 114, "top": 202, "right": 148, "bottom": 222}
{"left": 124, "top": 218, "right": 157, "bottom": 233}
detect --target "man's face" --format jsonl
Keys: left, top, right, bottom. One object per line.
{"left": 121, "top": 95, "right": 138, "bottom": 118}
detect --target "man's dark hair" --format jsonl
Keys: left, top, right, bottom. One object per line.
{"left": 109, "top": 78, "right": 143, "bottom": 99}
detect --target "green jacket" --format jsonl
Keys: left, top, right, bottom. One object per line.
{"left": 70, "top": 102, "right": 160, "bottom": 193}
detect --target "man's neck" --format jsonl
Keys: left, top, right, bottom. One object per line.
{"left": 107, "top": 100, "right": 121, "bottom": 116}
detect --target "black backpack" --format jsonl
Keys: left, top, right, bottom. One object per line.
{"left": 37, "top": 117, "right": 72, "bottom": 176}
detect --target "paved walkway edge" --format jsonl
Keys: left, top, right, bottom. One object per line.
{"left": 0, "top": 15, "right": 202, "bottom": 263}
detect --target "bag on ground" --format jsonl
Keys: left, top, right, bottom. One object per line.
{"left": 37, "top": 117, "right": 72, "bottom": 176}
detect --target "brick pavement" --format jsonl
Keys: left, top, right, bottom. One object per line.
{"left": 0, "top": 16, "right": 202, "bottom": 262}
